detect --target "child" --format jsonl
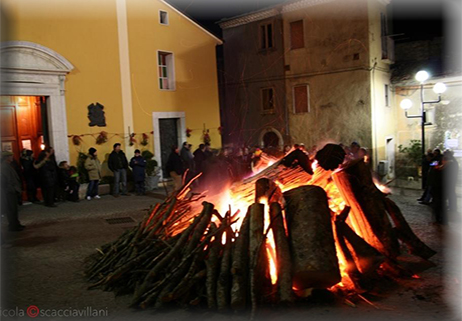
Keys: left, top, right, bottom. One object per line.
{"left": 68, "top": 166, "right": 80, "bottom": 202}
{"left": 58, "top": 161, "right": 71, "bottom": 202}
{"left": 130, "top": 149, "right": 147, "bottom": 195}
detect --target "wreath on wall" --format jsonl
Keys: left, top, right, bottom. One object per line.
{"left": 96, "top": 131, "right": 108, "bottom": 145}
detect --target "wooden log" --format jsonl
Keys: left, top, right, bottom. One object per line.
{"left": 269, "top": 202, "right": 294, "bottom": 304}
{"left": 339, "top": 221, "right": 385, "bottom": 275}
{"left": 217, "top": 226, "right": 233, "bottom": 311}
{"left": 230, "top": 210, "right": 250, "bottom": 311}
{"left": 205, "top": 227, "right": 224, "bottom": 309}
{"left": 332, "top": 159, "right": 400, "bottom": 259}
{"left": 248, "top": 203, "right": 269, "bottom": 313}
{"left": 283, "top": 186, "right": 341, "bottom": 289}
{"left": 335, "top": 207, "right": 384, "bottom": 276}
{"left": 255, "top": 178, "right": 282, "bottom": 204}
{"left": 384, "top": 198, "right": 436, "bottom": 259}
{"left": 333, "top": 219, "right": 365, "bottom": 292}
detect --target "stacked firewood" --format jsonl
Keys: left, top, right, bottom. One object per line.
{"left": 86, "top": 147, "right": 436, "bottom": 314}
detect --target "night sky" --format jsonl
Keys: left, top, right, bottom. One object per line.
{"left": 165, "top": 0, "right": 449, "bottom": 41}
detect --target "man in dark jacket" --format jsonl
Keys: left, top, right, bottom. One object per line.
{"left": 166, "top": 145, "right": 184, "bottom": 191}
{"left": 108, "top": 143, "right": 130, "bottom": 197}
{"left": 193, "top": 144, "right": 206, "bottom": 175}
{"left": 34, "top": 147, "right": 58, "bottom": 207}
{"left": 1, "top": 151, "right": 25, "bottom": 231}
{"left": 130, "top": 149, "right": 147, "bottom": 195}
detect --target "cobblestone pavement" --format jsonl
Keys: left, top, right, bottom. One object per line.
{"left": 1, "top": 188, "right": 461, "bottom": 321}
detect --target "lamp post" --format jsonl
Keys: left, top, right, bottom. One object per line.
{"left": 400, "top": 71, "right": 447, "bottom": 189}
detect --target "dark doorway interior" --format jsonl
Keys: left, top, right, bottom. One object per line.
{"left": 263, "top": 131, "right": 279, "bottom": 148}
{"left": 159, "top": 118, "right": 179, "bottom": 178}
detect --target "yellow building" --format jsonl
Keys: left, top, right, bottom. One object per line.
{"left": 0, "top": 0, "right": 222, "bottom": 178}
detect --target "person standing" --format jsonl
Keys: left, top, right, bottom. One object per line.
{"left": 193, "top": 144, "right": 206, "bottom": 175}
{"left": 166, "top": 145, "right": 184, "bottom": 191}
{"left": 85, "top": 147, "right": 102, "bottom": 200}
{"left": 68, "top": 166, "right": 80, "bottom": 202}
{"left": 1, "top": 151, "right": 25, "bottom": 231}
{"left": 443, "top": 150, "right": 459, "bottom": 213}
{"left": 108, "top": 143, "right": 130, "bottom": 197}
{"left": 130, "top": 149, "right": 147, "bottom": 195}
{"left": 180, "top": 142, "right": 194, "bottom": 183}
{"left": 20, "top": 149, "right": 40, "bottom": 203}
{"left": 34, "top": 147, "right": 58, "bottom": 207}
{"left": 58, "top": 161, "right": 71, "bottom": 201}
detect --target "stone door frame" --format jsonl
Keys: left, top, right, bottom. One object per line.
{"left": 0, "top": 41, "right": 74, "bottom": 162}
{"left": 152, "top": 111, "right": 186, "bottom": 180}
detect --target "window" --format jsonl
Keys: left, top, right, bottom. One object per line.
{"left": 158, "top": 51, "right": 175, "bottom": 90}
{"left": 159, "top": 10, "right": 168, "bottom": 25}
{"left": 293, "top": 85, "right": 309, "bottom": 113}
{"left": 385, "top": 84, "right": 390, "bottom": 107}
{"left": 261, "top": 88, "right": 275, "bottom": 112}
{"left": 260, "top": 22, "right": 273, "bottom": 50}
{"left": 290, "top": 20, "right": 304, "bottom": 50}
{"left": 381, "top": 12, "right": 388, "bottom": 59}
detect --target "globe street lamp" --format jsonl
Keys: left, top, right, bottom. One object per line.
{"left": 400, "top": 71, "right": 446, "bottom": 189}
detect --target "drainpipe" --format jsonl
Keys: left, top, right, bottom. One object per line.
{"left": 371, "top": 59, "right": 379, "bottom": 170}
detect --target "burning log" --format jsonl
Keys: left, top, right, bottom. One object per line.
{"left": 341, "top": 221, "right": 385, "bottom": 276}
{"left": 335, "top": 207, "right": 385, "bottom": 276}
{"left": 255, "top": 178, "right": 282, "bottom": 203}
{"left": 384, "top": 198, "right": 436, "bottom": 259}
{"left": 334, "top": 215, "right": 365, "bottom": 291}
{"left": 284, "top": 186, "right": 341, "bottom": 290}
{"left": 248, "top": 203, "right": 270, "bottom": 308}
{"left": 217, "top": 225, "right": 233, "bottom": 311}
{"left": 332, "top": 159, "right": 400, "bottom": 259}
{"left": 269, "top": 202, "right": 294, "bottom": 303}
{"left": 230, "top": 212, "right": 250, "bottom": 311}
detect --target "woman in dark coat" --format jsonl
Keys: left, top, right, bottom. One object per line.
{"left": 129, "top": 149, "right": 147, "bottom": 195}
{"left": 34, "top": 147, "right": 58, "bottom": 207}
{"left": 20, "top": 149, "right": 40, "bottom": 203}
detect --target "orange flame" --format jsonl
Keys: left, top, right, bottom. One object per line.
{"left": 260, "top": 198, "right": 278, "bottom": 285}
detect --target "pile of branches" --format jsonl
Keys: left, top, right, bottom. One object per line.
{"left": 85, "top": 181, "right": 266, "bottom": 313}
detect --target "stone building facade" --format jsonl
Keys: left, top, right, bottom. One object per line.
{"left": 219, "top": 0, "right": 395, "bottom": 176}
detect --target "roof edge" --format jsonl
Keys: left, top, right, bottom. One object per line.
{"left": 159, "top": 0, "right": 223, "bottom": 45}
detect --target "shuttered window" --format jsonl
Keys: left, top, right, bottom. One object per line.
{"left": 293, "top": 85, "right": 309, "bottom": 113}
{"left": 261, "top": 88, "right": 275, "bottom": 112}
{"left": 290, "top": 20, "right": 304, "bottom": 50}
{"left": 158, "top": 52, "right": 175, "bottom": 90}
{"left": 260, "top": 23, "right": 274, "bottom": 50}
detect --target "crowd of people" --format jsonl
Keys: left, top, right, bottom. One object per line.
{"left": 1, "top": 139, "right": 458, "bottom": 231}
{"left": 164, "top": 141, "right": 369, "bottom": 193}
{"left": 0, "top": 143, "right": 149, "bottom": 232}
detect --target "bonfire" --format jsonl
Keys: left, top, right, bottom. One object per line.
{"left": 85, "top": 144, "right": 436, "bottom": 315}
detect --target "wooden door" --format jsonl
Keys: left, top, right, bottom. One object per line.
{"left": 159, "top": 118, "right": 179, "bottom": 178}
{"left": 0, "top": 104, "right": 20, "bottom": 160}
{"left": 0, "top": 96, "right": 45, "bottom": 160}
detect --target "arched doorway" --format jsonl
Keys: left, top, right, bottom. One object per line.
{"left": 0, "top": 41, "right": 74, "bottom": 162}
{"left": 263, "top": 131, "right": 280, "bottom": 148}
{"left": 259, "top": 127, "right": 284, "bottom": 150}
